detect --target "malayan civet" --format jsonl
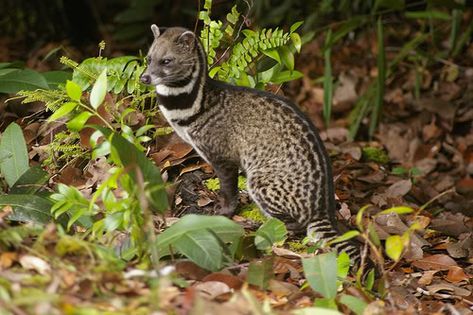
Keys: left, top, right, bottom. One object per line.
{"left": 140, "top": 25, "right": 362, "bottom": 265}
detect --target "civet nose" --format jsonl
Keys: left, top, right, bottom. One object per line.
{"left": 140, "top": 74, "right": 151, "bottom": 85}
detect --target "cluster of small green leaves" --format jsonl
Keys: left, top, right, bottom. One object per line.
{"left": 198, "top": 0, "right": 304, "bottom": 89}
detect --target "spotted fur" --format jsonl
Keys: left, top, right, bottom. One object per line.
{"left": 141, "top": 26, "right": 361, "bottom": 265}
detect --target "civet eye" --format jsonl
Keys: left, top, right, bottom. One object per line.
{"left": 146, "top": 56, "right": 151, "bottom": 63}
{"left": 160, "top": 58, "right": 172, "bottom": 65}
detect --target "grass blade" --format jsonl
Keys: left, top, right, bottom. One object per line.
{"left": 369, "top": 18, "right": 386, "bottom": 138}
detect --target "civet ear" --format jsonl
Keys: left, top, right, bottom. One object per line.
{"left": 151, "top": 24, "right": 160, "bottom": 38}
{"left": 177, "top": 31, "right": 195, "bottom": 49}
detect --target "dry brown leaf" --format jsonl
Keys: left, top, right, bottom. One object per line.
{"left": 426, "top": 282, "right": 471, "bottom": 297}
{"left": 385, "top": 179, "right": 412, "bottom": 198}
{"left": 417, "top": 270, "right": 439, "bottom": 285}
{"left": 202, "top": 273, "right": 243, "bottom": 290}
{"left": 0, "top": 252, "right": 17, "bottom": 269}
{"left": 175, "top": 261, "right": 210, "bottom": 281}
{"left": 445, "top": 266, "right": 471, "bottom": 283}
{"left": 194, "top": 281, "right": 232, "bottom": 300}
{"left": 412, "top": 254, "right": 458, "bottom": 271}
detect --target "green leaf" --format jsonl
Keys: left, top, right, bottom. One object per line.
{"left": 290, "top": 21, "right": 304, "bottom": 33}
{"left": 302, "top": 252, "right": 338, "bottom": 299}
{"left": 279, "top": 46, "right": 294, "bottom": 71}
{"left": 0, "top": 69, "right": 49, "bottom": 93}
{"left": 90, "top": 68, "right": 108, "bottom": 109}
{"left": 262, "top": 49, "right": 281, "bottom": 64}
{"left": 291, "top": 33, "right": 302, "bottom": 53}
{"left": 10, "top": 166, "right": 49, "bottom": 194}
{"left": 270, "top": 70, "right": 303, "bottom": 84}
{"left": 364, "top": 268, "right": 375, "bottom": 291}
{"left": 314, "top": 298, "right": 338, "bottom": 309}
{"left": 0, "top": 194, "right": 53, "bottom": 224}
{"left": 0, "top": 122, "right": 29, "bottom": 187}
{"left": 337, "top": 251, "right": 351, "bottom": 280}
{"left": 156, "top": 215, "right": 244, "bottom": 271}
{"left": 293, "top": 307, "right": 342, "bottom": 315}
{"left": 42, "top": 71, "right": 72, "bottom": 89}
{"left": 323, "top": 30, "right": 333, "bottom": 127}
{"left": 48, "top": 101, "right": 78, "bottom": 121}
{"left": 247, "top": 258, "right": 273, "bottom": 290}
{"left": 385, "top": 235, "right": 404, "bottom": 261}
{"left": 378, "top": 206, "right": 414, "bottom": 216}
{"left": 339, "top": 294, "right": 367, "bottom": 315}
{"left": 66, "top": 112, "right": 93, "bottom": 132}
{"left": 254, "top": 218, "right": 287, "bottom": 250}
{"left": 97, "top": 127, "right": 168, "bottom": 212}
{"left": 405, "top": 10, "right": 451, "bottom": 20}
{"left": 66, "top": 80, "right": 82, "bottom": 101}
{"left": 327, "top": 230, "right": 360, "bottom": 246}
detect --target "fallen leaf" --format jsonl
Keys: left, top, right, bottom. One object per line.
{"left": 385, "top": 179, "right": 412, "bottom": 198}
{"left": 202, "top": 273, "right": 243, "bottom": 290}
{"left": 194, "top": 281, "right": 232, "bottom": 300}
{"left": 19, "top": 255, "right": 51, "bottom": 275}
{"left": 412, "top": 254, "right": 458, "bottom": 271}
{"left": 445, "top": 266, "right": 471, "bottom": 283}
{"left": 417, "top": 270, "right": 438, "bottom": 285}
{"left": 426, "top": 282, "right": 471, "bottom": 297}
{"left": 175, "top": 261, "right": 210, "bottom": 281}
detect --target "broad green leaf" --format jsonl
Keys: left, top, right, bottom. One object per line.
{"left": 10, "top": 166, "right": 49, "bottom": 194}
{"left": 271, "top": 70, "right": 303, "bottom": 84}
{"left": 97, "top": 127, "right": 168, "bottom": 212}
{"left": 254, "top": 218, "right": 287, "bottom": 250}
{"left": 156, "top": 215, "right": 244, "bottom": 258}
{"left": 66, "top": 80, "right": 82, "bottom": 101}
{"left": 72, "top": 57, "right": 107, "bottom": 90}
{"left": 1, "top": 194, "right": 53, "bottom": 224}
{"left": 302, "top": 252, "right": 337, "bottom": 299}
{"left": 247, "top": 258, "right": 273, "bottom": 290}
{"left": 279, "top": 46, "right": 294, "bottom": 71}
{"left": 90, "top": 68, "right": 107, "bottom": 109}
{"left": 0, "top": 69, "right": 49, "bottom": 93}
{"left": 0, "top": 123, "right": 29, "bottom": 187}
{"left": 48, "top": 101, "right": 78, "bottom": 121}
{"left": 364, "top": 268, "right": 375, "bottom": 291}
{"left": 339, "top": 294, "right": 367, "bottom": 315}
{"left": 378, "top": 206, "right": 414, "bottom": 215}
{"left": 291, "top": 33, "right": 302, "bottom": 52}
{"left": 173, "top": 230, "right": 224, "bottom": 271}
{"left": 262, "top": 49, "right": 281, "bottom": 64}
{"left": 385, "top": 234, "right": 403, "bottom": 261}
{"left": 314, "top": 297, "right": 338, "bottom": 309}
{"left": 337, "top": 251, "right": 351, "bottom": 280}
{"left": 66, "top": 112, "right": 93, "bottom": 131}
{"left": 42, "top": 71, "right": 72, "bottom": 89}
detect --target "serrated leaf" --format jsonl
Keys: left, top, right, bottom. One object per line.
{"left": 66, "top": 80, "right": 82, "bottom": 101}
{"left": 1, "top": 194, "right": 53, "bottom": 224}
{"left": 90, "top": 68, "right": 107, "bottom": 109}
{"left": 0, "top": 122, "right": 29, "bottom": 187}
{"left": 48, "top": 101, "right": 78, "bottom": 121}
{"left": 66, "top": 112, "right": 93, "bottom": 132}
{"left": 302, "top": 252, "right": 337, "bottom": 299}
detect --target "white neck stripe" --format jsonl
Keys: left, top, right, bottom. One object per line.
{"left": 155, "top": 65, "right": 200, "bottom": 96}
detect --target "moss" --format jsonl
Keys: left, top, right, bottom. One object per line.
{"left": 204, "top": 178, "right": 220, "bottom": 191}
{"left": 239, "top": 203, "right": 266, "bottom": 223}
{"left": 362, "top": 147, "right": 390, "bottom": 164}
{"left": 205, "top": 175, "right": 248, "bottom": 192}
{"left": 287, "top": 241, "right": 307, "bottom": 253}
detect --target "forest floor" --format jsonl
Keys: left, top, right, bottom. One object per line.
{"left": 0, "top": 28, "right": 472, "bottom": 315}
